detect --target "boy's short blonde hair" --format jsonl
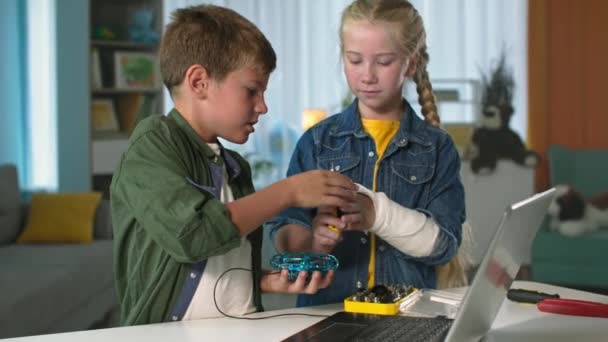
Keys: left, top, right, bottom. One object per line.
{"left": 160, "top": 4, "right": 276, "bottom": 95}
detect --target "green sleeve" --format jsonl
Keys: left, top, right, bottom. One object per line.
{"left": 112, "top": 129, "right": 240, "bottom": 263}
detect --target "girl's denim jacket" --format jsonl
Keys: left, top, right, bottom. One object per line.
{"left": 267, "top": 99, "right": 465, "bottom": 307}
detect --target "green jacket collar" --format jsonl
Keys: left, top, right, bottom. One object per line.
{"left": 169, "top": 109, "right": 242, "bottom": 180}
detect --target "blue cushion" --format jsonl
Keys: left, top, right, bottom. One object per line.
{"left": 532, "top": 230, "right": 608, "bottom": 288}
{"left": 533, "top": 145, "right": 608, "bottom": 289}
{"left": 549, "top": 145, "right": 608, "bottom": 197}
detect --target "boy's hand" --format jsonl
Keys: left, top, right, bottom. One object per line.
{"left": 339, "top": 193, "right": 376, "bottom": 231}
{"left": 288, "top": 170, "right": 356, "bottom": 208}
{"left": 261, "top": 270, "right": 334, "bottom": 294}
{"left": 311, "top": 206, "right": 344, "bottom": 253}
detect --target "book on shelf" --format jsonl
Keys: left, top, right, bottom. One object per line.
{"left": 116, "top": 94, "right": 142, "bottom": 134}
{"left": 91, "top": 48, "right": 102, "bottom": 89}
{"left": 116, "top": 94, "right": 159, "bottom": 134}
{"left": 91, "top": 98, "right": 119, "bottom": 132}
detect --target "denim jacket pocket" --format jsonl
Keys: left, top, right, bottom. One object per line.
{"left": 406, "top": 140, "right": 435, "bottom": 156}
{"left": 318, "top": 155, "right": 360, "bottom": 174}
{"left": 391, "top": 162, "right": 434, "bottom": 184}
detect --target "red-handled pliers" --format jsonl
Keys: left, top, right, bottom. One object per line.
{"left": 538, "top": 298, "right": 608, "bottom": 318}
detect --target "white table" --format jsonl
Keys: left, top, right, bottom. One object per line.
{"left": 485, "top": 281, "right": 608, "bottom": 342}
{"left": 6, "top": 281, "right": 608, "bottom": 342}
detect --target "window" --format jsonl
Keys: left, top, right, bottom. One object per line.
{"left": 163, "top": 0, "right": 527, "bottom": 186}
{"left": 27, "top": 0, "right": 58, "bottom": 190}
{"left": 407, "top": 0, "right": 527, "bottom": 137}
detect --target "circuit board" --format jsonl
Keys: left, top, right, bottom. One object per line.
{"left": 344, "top": 284, "right": 419, "bottom": 315}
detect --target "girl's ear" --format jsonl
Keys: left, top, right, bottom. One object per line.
{"left": 404, "top": 55, "right": 418, "bottom": 78}
{"left": 185, "top": 64, "right": 211, "bottom": 99}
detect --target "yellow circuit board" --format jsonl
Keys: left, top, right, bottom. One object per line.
{"left": 344, "top": 285, "right": 419, "bottom": 315}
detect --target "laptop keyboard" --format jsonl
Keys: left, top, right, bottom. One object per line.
{"left": 353, "top": 316, "right": 453, "bottom": 342}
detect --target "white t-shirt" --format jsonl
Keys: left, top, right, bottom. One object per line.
{"left": 182, "top": 143, "right": 256, "bottom": 319}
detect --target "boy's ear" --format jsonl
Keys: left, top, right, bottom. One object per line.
{"left": 185, "top": 64, "right": 211, "bottom": 99}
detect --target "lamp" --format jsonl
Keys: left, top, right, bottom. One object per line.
{"left": 302, "top": 108, "right": 328, "bottom": 131}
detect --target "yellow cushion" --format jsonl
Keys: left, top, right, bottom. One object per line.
{"left": 17, "top": 192, "right": 102, "bottom": 243}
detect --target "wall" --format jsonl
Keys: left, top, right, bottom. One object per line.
{"left": 529, "top": 0, "right": 608, "bottom": 191}
{"left": 0, "top": 0, "right": 26, "bottom": 184}
{"left": 1, "top": 0, "right": 90, "bottom": 191}
{"left": 55, "top": 0, "right": 90, "bottom": 191}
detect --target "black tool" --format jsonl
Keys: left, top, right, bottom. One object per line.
{"left": 507, "top": 288, "right": 560, "bottom": 304}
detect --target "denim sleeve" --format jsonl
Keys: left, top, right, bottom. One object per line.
{"left": 266, "top": 131, "right": 317, "bottom": 246}
{"left": 413, "top": 134, "right": 466, "bottom": 265}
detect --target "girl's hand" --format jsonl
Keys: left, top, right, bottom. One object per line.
{"left": 261, "top": 270, "right": 334, "bottom": 294}
{"left": 339, "top": 193, "right": 376, "bottom": 231}
{"left": 311, "top": 206, "right": 345, "bottom": 253}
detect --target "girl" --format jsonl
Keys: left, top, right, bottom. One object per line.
{"left": 267, "top": 0, "right": 466, "bottom": 307}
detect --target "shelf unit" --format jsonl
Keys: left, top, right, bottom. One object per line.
{"left": 89, "top": 0, "right": 163, "bottom": 197}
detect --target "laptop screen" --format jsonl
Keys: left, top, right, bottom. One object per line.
{"left": 283, "top": 188, "right": 555, "bottom": 342}
{"left": 444, "top": 188, "right": 555, "bottom": 341}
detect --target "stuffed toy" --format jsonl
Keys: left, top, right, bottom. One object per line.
{"left": 548, "top": 185, "right": 608, "bottom": 236}
{"left": 467, "top": 55, "right": 540, "bottom": 174}
{"left": 128, "top": 8, "right": 160, "bottom": 44}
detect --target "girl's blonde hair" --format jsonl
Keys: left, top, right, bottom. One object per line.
{"left": 339, "top": 0, "right": 439, "bottom": 126}
{"left": 341, "top": 0, "right": 471, "bottom": 288}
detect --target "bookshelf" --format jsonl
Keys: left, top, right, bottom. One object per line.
{"left": 89, "top": 0, "right": 163, "bottom": 197}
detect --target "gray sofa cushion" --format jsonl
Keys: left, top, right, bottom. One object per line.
{"left": 94, "top": 200, "right": 113, "bottom": 240}
{"left": 0, "top": 241, "right": 116, "bottom": 338}
{"left": 0, "top": 165, "right": 21, "bottom": 245}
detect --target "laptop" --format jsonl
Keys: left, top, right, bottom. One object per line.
{"left": 282, "top": 188, "right": 556, "bottom": 342}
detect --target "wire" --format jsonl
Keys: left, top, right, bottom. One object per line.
{"left": 213, "top": 267, "right": 331, "bottom": 320}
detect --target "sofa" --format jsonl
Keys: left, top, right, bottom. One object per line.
{"left": 0, "top": 164, "right": 117, "bottom": 338}
{"left": 531, "top": 145, "right": 608, "bottom": 290}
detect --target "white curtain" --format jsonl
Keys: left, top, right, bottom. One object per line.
{"left": 162, "top": 0, "right": 527, "bottom": 188}
{"left": 163, "top": 0, "right": 350, "bottom": 189}
{"left": 27, "top": 0, "right": 58, "bottom": 190}
{"left": 408, "top": 0, "right": 528, "bottom": 138}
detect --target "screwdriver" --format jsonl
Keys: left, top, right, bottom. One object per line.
{"left": 328, "top": 208, "right": 344, "bottom": 233}
{"left": 507, "top": 288, "right": 560, "bottom": 304}
{"left": 327, "top": 162, "right": 343, "bottom": 233}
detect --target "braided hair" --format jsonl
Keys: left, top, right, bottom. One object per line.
{"left": 340, "top": 0, "right": 439, "bottom": 126}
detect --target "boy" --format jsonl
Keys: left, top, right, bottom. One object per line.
{"left": 110, "top": 4, "right": 356, "bottom": 325}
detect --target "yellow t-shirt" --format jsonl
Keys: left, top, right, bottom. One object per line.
{"left": 360, "top": 118, "right": 400, "bottom": 288}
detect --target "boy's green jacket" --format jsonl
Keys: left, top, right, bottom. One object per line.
{"left": 110, "top": 109, "right": 263, "bottom": 325}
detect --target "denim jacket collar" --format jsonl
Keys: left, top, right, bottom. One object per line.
{"left": 331, "top": 99, "right": 433, "bottom": 147}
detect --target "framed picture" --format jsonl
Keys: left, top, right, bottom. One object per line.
{"left": 91, "top": 99, "right": 119, "bottom": 132}
{"left": 114, "top": 51, "right": 160, "bottom": 90}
